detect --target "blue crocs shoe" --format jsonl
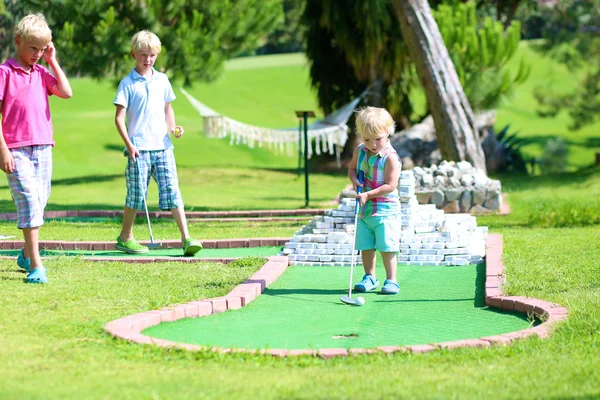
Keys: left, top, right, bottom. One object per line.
{"left": 26, "top": 266, "right": 48, "bottom": 284}
{"left": 17, "top": 249, "right": 31, "bottom": 273}
{"left": 381, "top": 279, "right": 400, "bottom": 295}
{"left": 354, "top": 274, "right": 379, "bottom": 292}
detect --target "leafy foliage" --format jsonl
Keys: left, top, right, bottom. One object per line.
{"left": 434, "top": 1, "right": 530, "bottom": 110}
{"left": 14, "top": 0, "right": 283, "bottom": 86}
{"left": 533, "top": 0, "right": 600, "bottom": 130}
{"left": 493, "top": 124, "right": 528, "bottom": 173}
{"left": 0, "top": 0, "right": 26, "bottom": 62}
{"left": 540, "top": 137, "right": 568, "bottom": 174}
{"left": 257, "top": 0, "right": 305, "bottom": 55}
{"left": 303, "top": 0, "right": 529, "bottom": 129}
{"left": 303, "top": 0, "right": 412, "bottom": 121}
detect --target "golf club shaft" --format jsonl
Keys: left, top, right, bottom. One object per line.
{"left": 347, "top": 210, "right": 360, "bottom": 298}
{"left": 140, "top": 184, "right": 155, "bottom": 243}
{"left": 134, "top": 154, "right": 156, "bottom": 244}
{"left": 347, "top": 171, "right": 364, "bottom": 298}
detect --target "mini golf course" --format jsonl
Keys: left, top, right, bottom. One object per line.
{"left": 0, "top": 210, "right": 569, "bottom": 356}
{"left": 142, "top": 261, "right": 531, "bottom": 350}
{"left": 0, "top": 246, "right": 282, "bottom": 259}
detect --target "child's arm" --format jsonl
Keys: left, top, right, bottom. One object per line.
{"left": 43, "top": 42, "right": 72, "bottom": 99}
{"left": 0, "top": 103, "right": 14, "bottom": 173}
{"left": 165, "top": 102, "right": 184, "bottom": 137}
{"left": 347, "top": 146, "right": 362, "bottom": 190}
{"left": 357, "top": 155, "right": 400, "bottom": 206}
{"left": 115, "top": 105, "right": 138, "bottom": 162}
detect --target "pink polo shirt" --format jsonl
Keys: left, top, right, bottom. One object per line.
{"left": 0, "top": 58, "right": 57, "bottom": 148}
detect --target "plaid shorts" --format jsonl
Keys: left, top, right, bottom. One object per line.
{"left": 6, "top": 146, "right": 53, "bottom": 229}
{"left": 125, "top": 148, "right": 183, "bottom": 211}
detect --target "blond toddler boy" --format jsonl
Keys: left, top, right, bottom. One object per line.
{"left": 348, "top": 107, "right": 402, "bottom": 294}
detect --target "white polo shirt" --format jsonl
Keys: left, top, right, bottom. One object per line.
{"left": 113, "top": 68, "right": 176, "bottom": 150}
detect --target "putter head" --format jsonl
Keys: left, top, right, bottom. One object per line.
{"left": 340, "top": 296, "right": 361, "bottom": 306}
{"left": 146, "top": 242, "right": 162, "bottom": 249}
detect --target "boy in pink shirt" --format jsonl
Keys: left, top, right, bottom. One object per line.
{"left": 0, "top": 14, "right": 72, "bottom": 283}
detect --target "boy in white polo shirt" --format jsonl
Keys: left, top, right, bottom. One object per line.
{"left": 113, "top": 30, "right": 202, "bottom": 256}
{"left": 0, "top": 14, "right": 72, "bottom": 284}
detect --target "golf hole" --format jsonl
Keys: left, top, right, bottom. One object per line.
{"left": 332, "top": 334, "right": 359, "bottom": 339}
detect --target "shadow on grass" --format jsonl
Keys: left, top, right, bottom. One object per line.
{"left": 0, "top": 174, "right": 122, "bottom": 191}
{"left": 104, "top": 143, "right": 124, "bottom": 152}
{"left": 266, "top": 286, "right": 484, "bottom": 305}
{"left": 475, "top": 262, "right": 486, "bottom": 308}
{"left": 253, "top": 166, "right": 347, "bottom": 177}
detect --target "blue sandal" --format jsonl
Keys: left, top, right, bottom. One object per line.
{"left": 17, "top": 249, "right": 31, "bottom": 273}
{"left": 26, "top": 266, "right": 48, "bottom": 284}
{"left": 354, "top": 274, "right": 379, "bottom": 292}
{"left": 381, "top": 279, "right": 400, "bottom": 295}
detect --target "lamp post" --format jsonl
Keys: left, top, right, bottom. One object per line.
{"left": 295, "top": 110, "right": 316, "bottom": 207}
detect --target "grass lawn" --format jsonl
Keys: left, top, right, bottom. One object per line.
{"left": 0, "top": 45, "right": 599, "bottom": 398}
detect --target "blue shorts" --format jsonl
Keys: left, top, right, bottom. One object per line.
{"left": 125, "top": 148, "right": 183, "bottom": 211}
{"left": 6, "top": 146, "right": 52, "bottom": 229}
{"left": 355, "top": 214, "right": 401, "bottom": 253}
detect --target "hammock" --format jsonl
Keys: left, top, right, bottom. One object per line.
{"left": 180, "top": 88, "right": 366, "bottom": 162}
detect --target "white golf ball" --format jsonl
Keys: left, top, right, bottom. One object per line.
{"left": 356, "top": 296, "right": 365, "bottom": 306}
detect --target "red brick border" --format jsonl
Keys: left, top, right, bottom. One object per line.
{"left": 0, "top": 237, "right": 289, "bottom": 264}
{"left": 103, "top": 233, "right": 568, "bottom": 357}
{"left": 0, "top": 209, "right": 326, "bottom": 222}
{"left": 0, "top": 237, "right": 291, "bottom": 250}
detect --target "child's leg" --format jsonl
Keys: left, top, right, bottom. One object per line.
{"left": 122, "top": 152, "right": 149, "bottom": 242}
{"left": 355, "top": 216, "right": 378, "bottom": 290}
{"left": 23, "top": 227, "right": 43, "bottom": 270}
{"left": 380, "top": 251, "right": 398, "bottom": 282}
{"left": 153, "top": 150, "right": 189, "bottom": 243}
{"left": 119, "top": 206, "right": 138, "bottom": 242}
{"left": 361, "top": 249, "right": 377, "bottom": 277}
{"left": 170, "top": 206, "right": 190, "bottom": 244}
{"left": 8, "top": 146, "right": 51, "bottom": 273}
{"left": 153, "top": 149, "right": 201, "bottom": 254}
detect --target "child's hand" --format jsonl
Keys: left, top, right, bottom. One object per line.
{"left": 42, "top": 41, "right": 56, "bottom": 63}
{"left": 127, "top": 144, "right": 140, "bottom": 162}
{"left": 352, "top": 178, "right": 363, "bottom": 192}
{"left": 172, "top": 126, "right": 184, "bottom": 138}
{"left": 357, "top": 192, "right": 369, "bottom": 206}
{"left": 0, "top": 148, "right": 14, "bottom": 173}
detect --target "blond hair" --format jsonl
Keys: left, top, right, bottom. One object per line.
{"left": 355, "top": 107, "right": 395, "bottom": 139}
{"left": 131, "top": 30, "right": 161, "bottom": 53}
{"left": 15, "top": 14, "right": 52, "bottom": 43}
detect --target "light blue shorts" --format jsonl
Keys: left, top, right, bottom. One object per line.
{"left": 355, "top": 214, "right": 401, "bottom": 253}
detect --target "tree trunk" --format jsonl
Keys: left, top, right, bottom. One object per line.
{"left": 502, "top": 0, "right": 521, "bottom": 31}
{"left": 391, "top": 0, "right": 487, "bottom": 173}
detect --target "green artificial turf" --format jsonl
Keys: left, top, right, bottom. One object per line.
{"left": 144, "top": 262, "right": 532, "bottom": 350}
{"left": 0, "top": 246, "right": 282, "bottom": 259}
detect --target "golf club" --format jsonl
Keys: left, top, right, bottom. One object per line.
{"left": 341, "top": 171, "right": 365, "bottom": 306}
{"left": 133, "top": 150, "right": 162, "bottom": 249}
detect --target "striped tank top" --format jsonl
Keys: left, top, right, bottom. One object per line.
{"left": 357, "top": 141, "right": 401, "bottom": 217}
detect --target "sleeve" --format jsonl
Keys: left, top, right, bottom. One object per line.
{"left": 41, "top": 66, "right": 58, "bottom": 96}
{"left": 0, "top": 69, "right": 6, "bottom": 102}
{"left": 164, "top": 76, "right": 176, "bottom": 103}
{"left": 113, "top": 80, "right": 129, "bottom": 108}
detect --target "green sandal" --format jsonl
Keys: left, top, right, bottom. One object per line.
{"left": 115, "top": 237, "right": 149, "bottom": 254}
